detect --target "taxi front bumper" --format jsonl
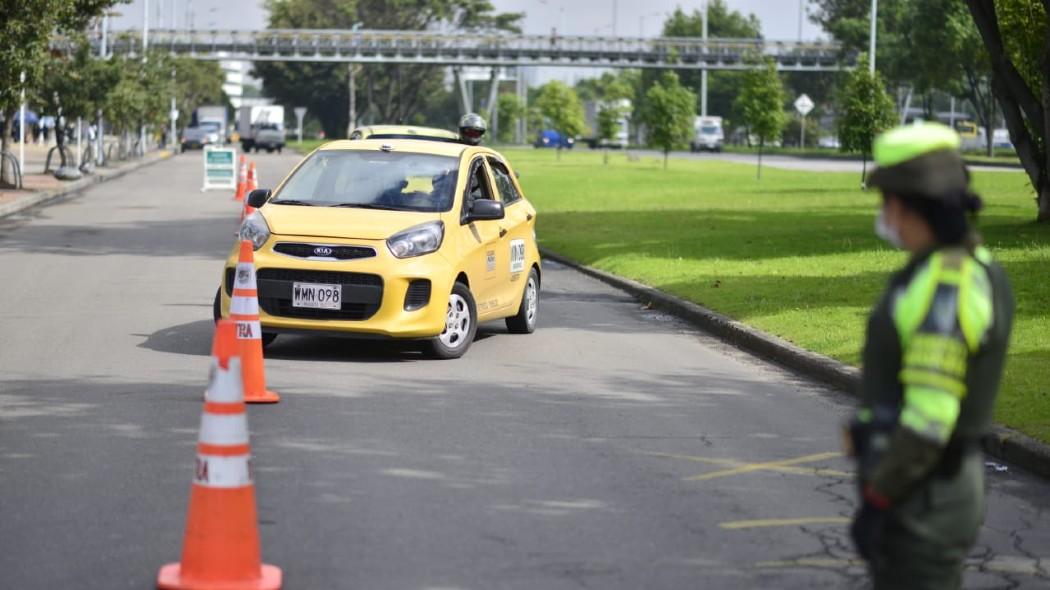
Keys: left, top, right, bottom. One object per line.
{"left": 219, "top": 236, "right": 454, "bottom": 339}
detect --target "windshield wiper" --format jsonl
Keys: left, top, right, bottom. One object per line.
{"left": 330, "top": 203, "right": 402, "bottom": 210}
{"left": 270, "top": 199, "right": 317, "bottom": 206}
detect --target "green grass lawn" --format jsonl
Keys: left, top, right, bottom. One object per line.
{"left": 291, "top": 139, "right": 327, "bottom": 154}
{"left": 504, "top": 147, "right": 1050, "bottom": 444}
{"left": 723, "top": 144, "right": 1021, "bottom": 166}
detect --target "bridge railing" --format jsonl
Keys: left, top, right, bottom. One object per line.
{"left": 72, "top": 29, "right": 851, "bottom": 71}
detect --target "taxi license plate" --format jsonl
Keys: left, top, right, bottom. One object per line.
{"left": 292, "top": 282, "right": 342, "bottom": 310}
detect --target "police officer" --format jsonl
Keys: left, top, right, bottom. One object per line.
{"left": 848, "top": 122, "right": 1014, "bottom": 589}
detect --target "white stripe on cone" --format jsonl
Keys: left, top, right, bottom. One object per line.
{"left": 205, "top": 358, "right": 243, "bottom": 403}
{"left": 235, "top": 262, "right": 257, "bottom": 289}
{"left": 235, "top": 320, "right": 262, "bottom": 341}
{"left": 194, "top": 454, "right": 253, "bottom": 488}
{"left": 199, "top": 414, "right": 250, "bottom": 446}
{"left": 230, "top": 296, "right": 259, "bottom": 316}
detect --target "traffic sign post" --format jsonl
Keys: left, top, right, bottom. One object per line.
{"left": 794, "top": 94, "right": 814, "bottom": 149}
{"left": 202, "top": 146, "right": 237, "bottom": 192}
{"left": 294, "top": 107, "right": 307, "bottom": 145}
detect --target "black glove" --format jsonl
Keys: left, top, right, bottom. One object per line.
{"left": 851, "top": 485, "right": 890, "bottom": 561}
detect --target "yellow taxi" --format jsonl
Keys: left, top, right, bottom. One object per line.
{"left": 348, "top": 125, "right": 460, "bottom": 143}
{"left": 214, "top": 138, "right": 540, "bottom": 359}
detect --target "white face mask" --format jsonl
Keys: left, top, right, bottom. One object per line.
{"left": 875, "top": 209, "right": 904, "bottom": 249}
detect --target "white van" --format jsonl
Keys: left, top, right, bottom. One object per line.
{"left": 691, "top": 116, "right": 724, "bottom": 152}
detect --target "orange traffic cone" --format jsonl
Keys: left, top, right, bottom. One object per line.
{"left": 231, "top": 240, "right": 279, "bottom": 404}
{"left": 240, "top": 203, "right": 254, "bottom": 223}
{"left": 234, "top": 156, "right": 248, "bottom": 202}
{"left": 157, "top": 320, "right": 282, "bottom": 590}
{"left": 247, "top": 162, "right": 258, "bottom": 193}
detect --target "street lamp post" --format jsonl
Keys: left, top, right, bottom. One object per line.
{"left": 869, "top": 0, "right": 877, "bottom": 74}
{"left": 19, "top": 71, "right": 26, "bottom": 179}
{"left": 701, "top": 0, "right": 709, "bottom": 117}
{"left": 141, "top": 0, "right": 149, "bottom": 156}
{"left": 170, "top": 65, "right": 178, "bottom": 154}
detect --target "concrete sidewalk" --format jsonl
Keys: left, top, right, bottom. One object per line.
{"left": 0, "top": 149, "right": 172, "bottom": 219}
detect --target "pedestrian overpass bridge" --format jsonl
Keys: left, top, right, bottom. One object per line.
{"left": 79, "top": 29, "right": 850, "bottom": 71}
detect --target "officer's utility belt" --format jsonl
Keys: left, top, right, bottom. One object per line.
{"left": 931, "top": 437, "right": 981, "bottom": 478}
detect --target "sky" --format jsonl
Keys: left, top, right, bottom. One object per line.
{"left": 109, "top": 0, "right": 826, "bottom": 40}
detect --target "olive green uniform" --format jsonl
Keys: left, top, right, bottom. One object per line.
{"left": 856, "top": 244, "right": 1014, "bottom": 588}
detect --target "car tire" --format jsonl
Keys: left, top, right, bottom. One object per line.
{"left": 505, "top": 269, "right": 539, "bottom": 334}
{"left": 213, "top": 287, "right": 276, "bottom": 348}
{"left": 425, "top": 282, "right": 477, "bottom": 360}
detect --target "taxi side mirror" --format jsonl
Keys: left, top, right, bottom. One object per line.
{"left": 466, "top": 199, "right": 504, "bottom": 222}
{"left": 246, "top": 189, "right": 271, "bottom": 209}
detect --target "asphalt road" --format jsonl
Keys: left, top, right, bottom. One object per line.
{"left": 1, "top": 151, "right": 1048, "bottom": 589}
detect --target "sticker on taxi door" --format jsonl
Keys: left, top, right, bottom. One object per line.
{"left": 510, "top": 239, "right": 526, "bottom": 273}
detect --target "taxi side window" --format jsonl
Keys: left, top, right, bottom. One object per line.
{"left": 468, "top": 161, "right": 494, "bottom": 202}
{"left": 461, "top": 159, "right": 494, "bottom": 223}
{"left": 487, "top": 158, "right": 522, "bottom": 205}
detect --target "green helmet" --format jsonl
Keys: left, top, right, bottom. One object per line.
{"left": 867, "top": 122, "right": 970, "bottom": 201}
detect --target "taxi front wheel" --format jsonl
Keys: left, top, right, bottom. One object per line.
{"left": 506, "top": 269, "right": 539, "bottom": 334}
{"left": 425, "top": 282, "right": 477, "bottom": 360}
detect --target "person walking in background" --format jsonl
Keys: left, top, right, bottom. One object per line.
{"left": 847, "top": 123, "right": 1015, "bottom": 589}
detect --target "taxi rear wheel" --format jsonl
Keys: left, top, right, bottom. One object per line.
{"left": 426, "top": 282, "right": 476, "bottom": 359}
{"left": 213, "top": 287, "right": 277, "bottom": 348}
{"left": 506, "top": 269, "right": 539, "bottom": 334}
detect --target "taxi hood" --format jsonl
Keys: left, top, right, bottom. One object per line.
{"left": 262, "top": 205, "right": 442, "bottom": 240}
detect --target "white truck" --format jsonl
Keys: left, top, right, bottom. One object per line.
{"left": 691, "top": 116, "right": 724, "bottom": 152}
{"left": 194, "top": 105, "right": 229, "bottom": 140}
{"left": 582, "top": 99, "right": 631, "bottom": 149}
{"left": 237, "top": 105, "right": 286, "bottom": 153}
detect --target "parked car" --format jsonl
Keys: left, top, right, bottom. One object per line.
{"left": 215, "top": 138, "right": 541, "bottom": 359}
{"left": 534, "top": 130, "right": 575, "bottom": 149}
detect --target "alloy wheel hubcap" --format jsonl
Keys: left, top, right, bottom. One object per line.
{"left": 440, "top": 293, "right": 471, "bottom": 348}
{"left": 525, "top": 278, "right": 537, "bottom": 325}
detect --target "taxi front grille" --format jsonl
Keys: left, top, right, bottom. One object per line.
{"left": 255, "top": 268, "right": 383, "bottom": 321}
{"left": 273, "top": 242, "right": 376, "bottom": 260}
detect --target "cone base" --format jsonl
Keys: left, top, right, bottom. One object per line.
{"left": 157, "top": 563, "right": 282, "bottom": 590}
{"left": 245, "top": 389, "right": 280, "bottom": 404}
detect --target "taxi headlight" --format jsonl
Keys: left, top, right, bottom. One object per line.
{"left": 387, "top": 221, "right": 444, "bottom": 259}
{"left": 239, "top": 211, "right": 271, "bottom": 250}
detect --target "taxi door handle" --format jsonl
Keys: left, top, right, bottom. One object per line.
{"left": 499, "top": 227, "right": 508, "bottom": 238}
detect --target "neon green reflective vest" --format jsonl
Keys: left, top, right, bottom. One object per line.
{"left": 859, "top": 246, "right": 1014, "bottom": 449}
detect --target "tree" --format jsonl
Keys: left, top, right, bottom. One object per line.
{"left": 810, "top": 0, "right": 911, "bottom": 88}
{"left": 640, "top": 2, "right": 761, "bottom": 120}
{"left": 495, "top": 93, "right": 524, "bottom": 144}
{"left": 255, "top": 0, "right": 521, "bottom": 138}
{"left": 837, "top": 54, "right": 896, "bottom": 184}
{"left": 642, "top": 72, "right": 697, "bottom": 169}
{"left": 534, "top": 80, "right": 585, "bottom": 160}
{"left": 966, "top": 0, "right": 1050, "bottom": 221}
{"left": 169, "top": 57, "right": 227, "bottom": 128}
{"left": 907, "top": 0, "right": 996, "bottom": 156}
{"left": 1, "top": 0, "right": 121, "bottom": 185}
{"left": 735, "top": 59, "right": 787, "bottom": 179}
{"left": 578, "top": 72, "right": 635, "bottom": 162}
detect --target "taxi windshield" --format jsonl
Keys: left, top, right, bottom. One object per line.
{"left": 273, "top": 150, "right": 459, "bottom": 212}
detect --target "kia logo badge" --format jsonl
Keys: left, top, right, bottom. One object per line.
{"left": 313, "top": 246, "right": 334, "bottom": 257}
